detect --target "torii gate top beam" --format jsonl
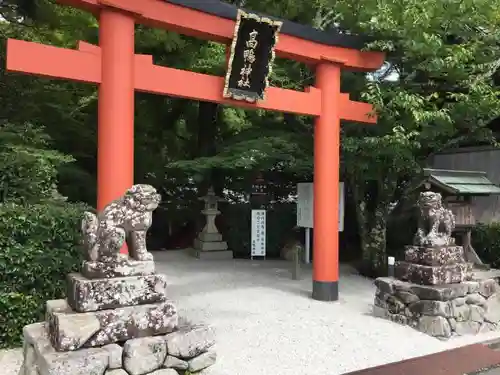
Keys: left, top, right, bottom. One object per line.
{"left": 57, "top": 0, "right": 384, "bottom": 70}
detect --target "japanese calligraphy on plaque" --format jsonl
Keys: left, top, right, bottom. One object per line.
{"left": 251, "top": 209, "right": 267, "bottom": 257}
{"left": 223, "top": 10, "right": 283, "bottom": 103}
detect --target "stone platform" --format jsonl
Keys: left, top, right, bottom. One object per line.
{"left": 395, "top": 245, "right": 473, "bottom": 285}
{"left": 20, "top": 319, "right": 216, "bottom": 375}
{"left": 373, "top": 277, "right": 500, "bottom": 339}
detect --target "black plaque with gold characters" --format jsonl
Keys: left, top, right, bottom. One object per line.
{"left": 223, "top": 10, "right": 282, "bottom": 103}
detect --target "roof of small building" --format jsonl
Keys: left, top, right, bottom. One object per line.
{"left": 422, "top": 168, "right": 500, "bottom": 195}
{"left": 166, "top": 0, "right": 374, "bottom": 49}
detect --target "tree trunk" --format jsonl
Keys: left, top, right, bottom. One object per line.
{"left": 353, "top": 184, "right": 389, "bottom": 274}
{"left": 359, "top": 207, "right": 387, "bottom": 271}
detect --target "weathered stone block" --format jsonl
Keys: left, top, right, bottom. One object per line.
{"left": 404, "top": 245, "right": 465, "bottom": 266}
{"left": 467, "top": 293, "right": 487, "bottom": 306}
{"left": 123, "top": 336, "right": 167, "bottom": 375}
{"left": 188, "top": 350, "right": 217, "bottom": 373}
{"left": 149, "top": 370, "right": 179, "bottom": 375}
{"left": 395, "top": 290, "right": 419, "bottom": 304}
{"left": 374, "top": 277, "right": 395, "bottom": 294}
{"left": 417, "top": 315, "right": 452, "bottom": 338}
{"left": 479, "top": 279, "right": 499, "bottom": 298}
{"left": 67, "top": 272, "right": 168, "bottom": 312}
{"left": 81, "top": 259, "right": 155, "bottom": 279}
{"left": 409, "top": 300, "right": 451, "bottom": 317}
{"left": 21, "top": 322, "right": 112, "bottom": 375}
{"left": 48, "top": 300, "right": 178, "bottom": 351}
{"left": 103, "top": 344, "right": 123, "bottom": 369}
{"left": 38, "top": 347, "right": 109, "bottom": 375}
{"left": 485, "top": 293, "right": 500, "bottom": 323}
{"left": 165, "top": 324, "right": 215, "bottom": 359}
{"left": 164, "top": 355, "right": 188, "bottom": 370}
{"left": 376, "top": 277, "right": 471, "bottom": 301}
{"left": 455, "top": 321, "right": 480, "bottom": 335}
{"left": 395, "top": 261, "right": 471, "bottom": 285}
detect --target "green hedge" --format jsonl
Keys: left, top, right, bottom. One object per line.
{"left": 472, "top": 222, "right": 500, "bottom": 268}
{"left": 0, "top": 202, "right": 86, "bottom": 348}
{"left": 222, "top": 203, "right": 296, "bottom": 258}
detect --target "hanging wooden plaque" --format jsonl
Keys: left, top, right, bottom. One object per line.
{"left": 223, "top": 10, "right": 282, "bottom": 103}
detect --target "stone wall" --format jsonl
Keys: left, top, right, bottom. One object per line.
{"left": 373, "top": 277, "right": 500, "bottom": 339}
{"left": 21, "top": 317, "right": 215, "bottom": 375}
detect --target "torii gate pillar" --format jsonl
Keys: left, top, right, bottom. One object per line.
{"left": 97, "top": 8, "right": 135, "bottom": 212}
{"left": 313, "top": 62, "right": 342, "bottom": 300}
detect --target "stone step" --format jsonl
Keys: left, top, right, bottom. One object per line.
{"left": 67, "top": 272, "right": 168, "bottom": 313}
{"left": 47, "top": 299, "right": 178, "bottom": 351}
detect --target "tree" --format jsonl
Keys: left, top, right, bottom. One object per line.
{"left": 328, "top": 0, "right": 500, "bottom": 272}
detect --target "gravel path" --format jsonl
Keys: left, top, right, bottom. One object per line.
{"left": 154, "top": 251, "right": 500, "bottom": 375}
{"left": 4, "top": 250, "right": 500, "bottom": 375}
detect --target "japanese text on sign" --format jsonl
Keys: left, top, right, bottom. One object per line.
{"left": 251, "top": 209, "right": 266, "bottom": 257}
{"left": 238, "top": 30, "right": 259, "bottom": 88}
{"left": 223, "top": 10, "right": 282, "bottom": 103}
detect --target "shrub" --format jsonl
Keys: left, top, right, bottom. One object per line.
{"left": 0, "top": 201, "right": 87, "bottom": 348}
{"left": 472, "top": 222, "right": 500, "bottom": 268}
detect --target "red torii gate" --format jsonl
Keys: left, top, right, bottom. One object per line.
{"left": 6, "top": 0, "right": 385, "bottom": 301}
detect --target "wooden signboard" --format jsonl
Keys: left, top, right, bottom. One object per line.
{"left": 223, "top": 10, "right": 282, "bottom": 102}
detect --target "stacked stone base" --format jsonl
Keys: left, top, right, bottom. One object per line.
{"left": 20, "top": 317, "right": 216, "bottom": 375}
{"left": 395, "top": 245, "right": 473, "bottom": 285}
{"left": 18, "top": 259, "right": 217, "bottom": 375}
{"left": 191, "top": 231, "right": 233, "bottom": 260}
{"left": 373, "top": 277, "right": 500, "bottom": 339}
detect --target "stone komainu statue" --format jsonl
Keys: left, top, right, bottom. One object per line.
{"left": 81, "top": 184, "right": 161, "bottom": 262}
{"left": 413, "top": 191, "right": 456, "bottom": 247}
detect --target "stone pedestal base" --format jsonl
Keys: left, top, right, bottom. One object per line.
{"left": 404, "top": 245, "right": 465, "bottom": 266}
{"left": 193, "top": 238, "right": 228, "bottom": 252}
{"left": 48, "top": 299, "right": 178, "bottom": 351}
{"left": 188, "top": 248, "right": 233, "bottom": 260}
{"left": 395, "top": 261, "right": 472, "bottom": 285}
{"left": 20, "top": 319, "right": 216, "bottom": 375}
{"left": 67, "top": 273, "right": 168, "bottom": 312}
{"left": 190, "top": 232, "right": 233, "bottom": 260}
{"left": 373, "top": 277, "right": 500, "bottom": 339}
{"left": 81, "top": 259, "right": 155, "bottom": 279}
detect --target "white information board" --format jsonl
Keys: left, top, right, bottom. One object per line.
{"left": 296, "top": 182, "right": 344, "bottom": 232}
{"left": 251, "top": 209, "right": 266, "bottom": 257}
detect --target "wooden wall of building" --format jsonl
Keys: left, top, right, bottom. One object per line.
{"left": 432, "top": 146, "right": 500, "bottom": 224}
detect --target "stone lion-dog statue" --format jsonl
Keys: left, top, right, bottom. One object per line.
{"left": 81, "top": 184, "right": 161, "bottom": 263}
{"left": 413, "top": 191, "right": 456, "bottom": 247}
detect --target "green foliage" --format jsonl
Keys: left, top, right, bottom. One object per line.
{"left": 223, "top": 203, "right": 296, "bottom": 258}
{"left": 0, "top": 292, "right": 40, "bottom": 349}
{"left": 0, "top": 122, "right": 74, "bottom": 203}
{"left": 472, "top": 223, "right": 500, "bottom": 269}
{"left": 0, "top": 117, "right": 86, "bottom": 348}
{"left": 0, "top": 202, "right": 87, "bottom": 348}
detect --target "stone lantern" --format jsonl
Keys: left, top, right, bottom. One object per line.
{"left": 191, "top": 187, "right": 233, "bottom": 260}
